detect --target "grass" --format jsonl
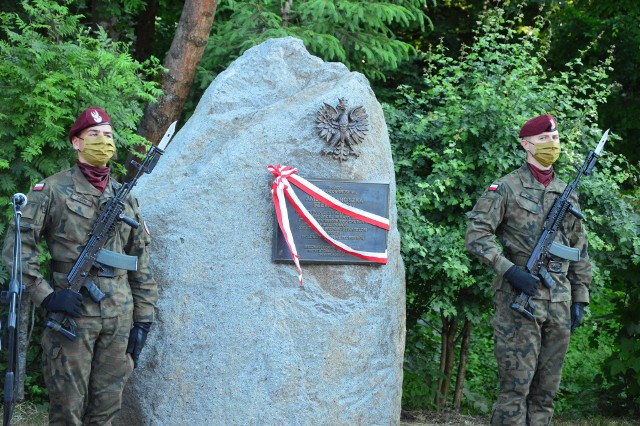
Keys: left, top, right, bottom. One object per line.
{"left": 401, "top": 411, "right": 640, "bottom": 426}
{"left": 554, "top": 416, "right": 640, "bottom": 426}
{"left": 4, "top": 403, "right": 640, "bottom": 425}
{"left": 0, "top": 402, "right": 48, "bottom": 426}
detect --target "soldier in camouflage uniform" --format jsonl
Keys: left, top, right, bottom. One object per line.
{"left": 2, "top": 107, "right": 158, "bottom": 425}
{"left": 465, "top": 114, "right": 592, "bottom": 425}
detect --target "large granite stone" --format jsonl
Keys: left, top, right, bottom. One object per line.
{"left": 118, "top": 36, "right": 405, "bottom": 425}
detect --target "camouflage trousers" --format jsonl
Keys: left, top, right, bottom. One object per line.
{"left": 490, "top": 290, "right": 571, "bottom": 426}
{"left": 41, "top": 314, "right": 134, "bottom": 426}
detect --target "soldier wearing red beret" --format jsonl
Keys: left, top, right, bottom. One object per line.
{"left": 465, "top": 114, "right": 592, "bottom": 425}
{"left": 2, "top": 107, "right": 158, "bottom": 425}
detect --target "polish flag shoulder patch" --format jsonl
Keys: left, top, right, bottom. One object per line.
{"left": 488, "top": 183, "right": 499, "bottom": 191}
{"left": 33, "top": 182, "right": 45, "bottom": 191}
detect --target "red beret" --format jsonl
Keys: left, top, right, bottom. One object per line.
{"left": 68, "top": 106, "right": 111, "bottom": 142}
{"left": 519, "top": 114, "right": 557, "bottom": 138}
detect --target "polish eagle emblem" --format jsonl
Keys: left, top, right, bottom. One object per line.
{"left": 316, "top": 98, "right": 369, "bottom": 162}
{"left": 91, "top": 110, "right": 103, "bottom": 122}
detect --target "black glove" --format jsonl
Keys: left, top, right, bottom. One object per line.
{"left": 127, "top": 322, "right": 151, "bottom": 368}
{"left": 570, "top": 303, "right": 585, "bottom": 333}
{"left": 504, "top": 265, "right": 540, "bottom": 297}
{"left": 41, "top": 289, "right": 84, "bottom": 317}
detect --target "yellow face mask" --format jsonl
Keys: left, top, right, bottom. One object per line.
{"left": 529, "top": 140, "right": 561, "bottom": 167}
{"left": 79, "top": 135, "right": 116, "bottom": 167}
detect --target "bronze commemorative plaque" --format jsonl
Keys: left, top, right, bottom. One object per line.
{"left": 272, "top": 179, "right": 389, "bottom": 264}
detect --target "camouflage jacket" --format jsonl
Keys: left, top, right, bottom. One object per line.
{"left": 465, "top": 163, "right": 591, "bottom": 303}
{"left": 2, "top": 165, "right": 158, "bottom": 322}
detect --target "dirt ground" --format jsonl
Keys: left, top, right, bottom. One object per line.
{"left": 6, "top": 404, "right": 640, "bottom": 425}
{"left": 400, "top": 410, "right": 640, "bottom": 426}
{"left": 401, "top": 411, "right": 488, "bottom": 426}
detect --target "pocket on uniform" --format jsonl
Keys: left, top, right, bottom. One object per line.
{"left": 514, "top": 191, "right": 541, "bottom": 214}
{"left": 491, "top": 309, "right": 518, "bottom": 340}
{"left": 41, "top": 334, "right": 63, "bottom": 380}
{"left": 53, "top": 198, "right": 95, "bottom": 243}
{"left": 65, "top": 197, "right": 94, "bottom": 219}
{"left": 18, "top": 198, "right": 46, "bottom": 232}
{"left": 42, "top": 342, "right": 61, "bottom": 360}
{"left": 474, "top": 196, "right": 495, "bottom": 213}
{"left": 491, "top": 310, "right": 522, "bottom": 371}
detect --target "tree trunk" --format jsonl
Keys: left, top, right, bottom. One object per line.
{"left": 442, "top": 317, "right": 458, "bottom": 406}
{"left": 134, "top": 0, "right": 158, "bottom": 63}
{"left": 453, "top": 319, "right": 472, "bottom": 412}
{"left": 436, "top": 313, "right": 448, "bottom": 406}
{"left": 436, "top": 313, "right": 458, "bottom": 408}
{"left": 138, "top": 0, "right": 217, "bottom": 144}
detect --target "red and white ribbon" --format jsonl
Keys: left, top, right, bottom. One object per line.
{"left": 268, "top": 164, "right": 389, "bottom": 285}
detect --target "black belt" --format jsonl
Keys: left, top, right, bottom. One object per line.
{"left": 510, "top": 256, "right": 569, "bottom": 274}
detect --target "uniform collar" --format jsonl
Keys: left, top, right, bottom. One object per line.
{"left": 71, "top": 164, "right": 108, "bottom": 196}
{"left": 518, "top": 163, "right": 565, "bottom": 193}
{"left": 518, "top": 163, "right": 544, "bottom": 190}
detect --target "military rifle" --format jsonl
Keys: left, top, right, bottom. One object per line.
{"left": 511, "top": 129, "right": 609, "bottom": 321}
{"left": 45, "top": 122, "right": 176, "bottom": 340}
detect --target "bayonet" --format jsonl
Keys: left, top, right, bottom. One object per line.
{"left": 594, "top": 128, "right": 609, "bottom": 156}
{"left": 158, "top": 121, "right": 177, "bottom": 151}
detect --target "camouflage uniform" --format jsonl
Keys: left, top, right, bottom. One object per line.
{"left": 2, "top": 164, "right": 158, "bottom": 425}
{"left": 465, "top": 163, "right": 592, "bottom": 426}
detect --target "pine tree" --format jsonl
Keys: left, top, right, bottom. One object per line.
{"left": 197, "top": 0, "right": 431, "bottom": 90}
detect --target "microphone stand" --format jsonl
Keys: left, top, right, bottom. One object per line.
{"left": 1, "top": 199, "right": 25, "bottom": 426}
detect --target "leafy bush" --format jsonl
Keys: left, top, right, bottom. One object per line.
{"left": 0, "top": 0, "right": 163, "bottom": 211}
{"left": 402, "top": 315, "right": 444, "bottom": 410}
{"left": 388, "top": 5, "right": 640, "bottom": 413}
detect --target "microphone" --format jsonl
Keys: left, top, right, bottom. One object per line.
{"left": 11, "top": 193, "right": 27, "bottom": 207}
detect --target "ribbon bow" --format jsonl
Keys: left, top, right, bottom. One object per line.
{"left": 268, "top": 164, "right": 389, "bottom": 286}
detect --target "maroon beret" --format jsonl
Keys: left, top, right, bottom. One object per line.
{"left": 68, "top": 106, "right": 111, "bottom": 142}
{"left": 519, "top": 114, "right": 558, "bottom": 138}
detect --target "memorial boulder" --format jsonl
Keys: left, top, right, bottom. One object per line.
{"left": 118, "top": 36, "right": 405, "bottom": 425}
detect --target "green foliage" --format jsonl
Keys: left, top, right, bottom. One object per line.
{"left": 460, "top": 315, "right": 497, "bottom": 414}
{"left": 546, "top": 0, "right": 640, "bottom": 166}
{"left": 70, "top": 0, "right": 148, "bottom": 42}
{"left": 198, "top": 0, "right": 432, "bottom": 89}
{"left": 0, "top": 0, "right": 163, "bottom": 204}
{"left": 556, "top": 309, "right": 616, "bottom": 416}
{"left": 387, "top": 5, "right": 640, "bottom": 412}
{"left": 402, "top": 314, "right": 443, "bottom": 409}
{"left": 65, "top": 0, "right": 184, "bottom": 61}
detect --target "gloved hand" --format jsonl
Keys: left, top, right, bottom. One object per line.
{"left": 570, "top": 303, "right": 585, "bottom": 333}
{"left": 504, "top": 265, "right": 540, "bottom": 297}
{"left": 127, "top": 322, "right": 151, "bottom": 368}
{"left": 41, "top": 289, "right": 84, "bottom": 317}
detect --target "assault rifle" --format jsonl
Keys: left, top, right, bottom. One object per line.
{"left": 45, "top": 122, "right": 176, "bottom": 340}
{"left": 511, "top": 129, "right": 609, "bottom": 321}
